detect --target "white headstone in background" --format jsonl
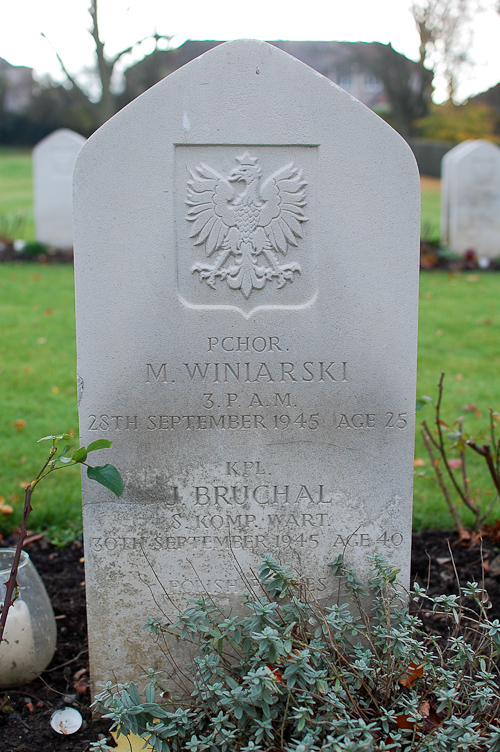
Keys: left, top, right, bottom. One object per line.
{"left": 33, "top": 129, "right": 85, "bottom": 249}
{"left": 440, "top": 139, "right": 472, "bottom": 248}
{"left": 74, "top": 40, "right": 420, "bottom": 693}
{"left": 442, "top": 140, "right": 500, "bottom": 259}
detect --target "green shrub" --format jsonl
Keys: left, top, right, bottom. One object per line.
{"left": 92, "top": 554, "right": 500, "bottom": 751}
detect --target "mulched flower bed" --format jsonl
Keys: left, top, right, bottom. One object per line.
{"left": 1, "top": 529, "right": 500, "bottom": 751}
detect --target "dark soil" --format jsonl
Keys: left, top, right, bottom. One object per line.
{"left": 1, "top": 530, "right": 500, "bottom": 751}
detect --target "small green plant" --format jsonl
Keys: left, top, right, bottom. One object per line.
{"left": 0, "top": 433, "right": 123, "bottom": 641}
{"left": 418, "top": 373, "right": 500, "bottom": 535}
{"left": 22, "top": 240, "right": 49, "bottom": 258}
{"left": 92, "top": 554, "right": 500, "bottom": 751}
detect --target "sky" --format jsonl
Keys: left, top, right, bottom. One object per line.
{"left": 1, "top": 0, "right": 500, "bottom": 103}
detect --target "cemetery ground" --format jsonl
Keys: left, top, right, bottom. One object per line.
{"left": 1, "top": 155, "right": 500, "bottom": 746}
{"left": 1, "top": 265, "right": 500, "bottom": 749}
{"left": 1, "top": 265, "right": 499, "bottom": 536}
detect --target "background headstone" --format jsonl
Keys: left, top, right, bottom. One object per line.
{"left": 441, "top": 139, "right": 500, "bottom": 259}
{"left": 33, "top": 128, "right": 85, "bottom": 249}
{"left": 440, "top": 139, "right": 473, "bottom": 248}
{"left": 74, "top": 40, "right": 420, "bottom": 693}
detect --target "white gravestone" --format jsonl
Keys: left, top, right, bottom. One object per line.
{"left": 73, "top": 40, "right": 420, "bottom": 693}
{"left": 442, "top": 140, "right": 500, "bottom": 259}
{"left": 33, "top": 128, "right": 85, "bottom": 249}
{"left": 441, "top": 140, "right": 473, "bottom": 248}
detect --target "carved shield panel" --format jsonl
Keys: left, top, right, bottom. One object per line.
{"left": 175, "top": 145, "right": 318, "bottom": 317}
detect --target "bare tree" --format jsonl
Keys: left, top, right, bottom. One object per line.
{"left": 43, "top": 0, "right": 171, "bottom": 127}
{"left": 411, "top": 0, "right": 482, "bottom": 101}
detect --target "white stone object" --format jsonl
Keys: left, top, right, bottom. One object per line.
{"left": 74, "top": 40, "right": 420, "bottom": 693}
{"left": 33, "top": 128, "right": 86, "bottom": 248}
{"left": 0, "top": 600, "right": 37, "bottom": 686}
{"left": 441, "top": 140, "right": 500, "bottom": 258}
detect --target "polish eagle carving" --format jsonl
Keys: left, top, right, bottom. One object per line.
{"left": 186, "top": 152, "right": 308, "bottom": 299}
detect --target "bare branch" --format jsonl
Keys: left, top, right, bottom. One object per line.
{"left": 110, "top": 33, "right": 173, "bottom": 66}
{"left": 40, "top": 32, "right": 88, "bottom": 99}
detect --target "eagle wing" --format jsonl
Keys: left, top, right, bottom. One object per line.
{"left": 186, "top": 163, "right": 236, "bottom": 256}
{"left": 258, "top": 162, "right": 308, "bottom": 255}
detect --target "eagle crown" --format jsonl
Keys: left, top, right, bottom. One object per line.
{"left": 228, "top": 152, "right": 262, "bottom": 185}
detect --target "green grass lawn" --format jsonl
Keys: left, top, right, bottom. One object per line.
{"left": 0, "top": 266, "right": 80, "bottom": 543}
{"left": 0, "top": 265, "right": 499, "bottom": 540}
{"left": 415, "top": 272, "right": 500, "bottom": 529}
{"left": 420, "top": 176, "right": 441, "bottom": 241}
{"left": 0, "top": 147, "right": 34, "bottom": 242}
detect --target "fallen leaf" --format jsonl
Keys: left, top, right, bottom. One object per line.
{"left": 51, "top": 386, "right": 60, "bottom": 394}
{"left": 414, "top": 458, "right": 426, "bottom": 467}
{"left": 467, "top": 274, "right": 479, "bottom": 282}
{"left": 13, "top": 419, "right": 26, "bottom": 431}
{"left": 424, "top": 292, "right": 433, "bottom": 299}
{"left": 110, "top": 730, "right": 152, "bottom": 751}
{"left": 23, "top": 366, "right": 32, "bottom": 373}
{"left": 484, "top": 318, "right": 492, "bottom": 325}
{"left": 448, "top": 458, "right": 462, "bottom": 469}
{"left": 459, "top": 528, "right": 472, "bottom": 545}
{"left": 399, "top": 661, "right": 424, "bottom": 687}
{"left": 19, "top": 481, "right": 31, "bottom": 489}
{"left": 26, "top": 701, "right": 34, "bottom": 712}
{"left": 475, "top": 410, "right": 483, "bottom": 418}
{"left": 0, "top": 502, "right": 13, "bottom": 515}
{"left": 462, "top": 403, "right": 477, "bottom": 411}
{"left": 436, "top": 329, "right": 444, "bottom": 336}
{"left": 37, "top": 337, "right": 47, "bottom": 345}
{"left": 418, "top": 700, "right": 430, "bottom": 718}
{"left": 32, "top": 273, "right": 40, "bottom": 281}
{"left": 11, "top": 493, "right": 19, "bottom": 502}
{"left": 396, "top": 714, "right": 416, "bottom": 730}
{"left": 44, "top": 309, "right": 53, "bottom": 316}
{"left": 19, "top": 455, "right": 27, "bottom": 464}
{"left": 455, "top": 373, "right": 464, "bottom": 381}
{"left": 74, "top": 676, "right": 91, "bottom": 694}
{"left": 24, "top": 533, "right": 44, "bottom": 546}
{"left": 483, "top": 521, "right": 500, "bottom": 544}
{"left": 424, "top": 703, "right": 444, "bottom": 730}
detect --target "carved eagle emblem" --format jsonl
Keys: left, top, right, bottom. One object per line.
{"left": 186, "top": 152, "right": 308, "bottom": 299}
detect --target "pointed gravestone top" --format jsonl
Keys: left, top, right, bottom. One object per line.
{"left": 74, "top": 40, "right": 420, "bottom": 694}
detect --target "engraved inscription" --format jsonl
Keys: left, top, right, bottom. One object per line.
{"left": 88, "top": 409, "right": 409, "bottom": 432}
{"left": 186, "top": 152, "right": 307, "bottom": 298}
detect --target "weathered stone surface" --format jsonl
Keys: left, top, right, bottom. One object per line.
{"left": 33, "top": 128, "right": 85, "bottom": 249}
{"left": 73, "top": 40, "right": 420, "bottom": 693}
{"left": 441, "top": 139, "right": 500, "bottom": 259}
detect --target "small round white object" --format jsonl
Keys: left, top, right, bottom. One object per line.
{"left": 50, "top": 707, "right": 83, "bottom": 735}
